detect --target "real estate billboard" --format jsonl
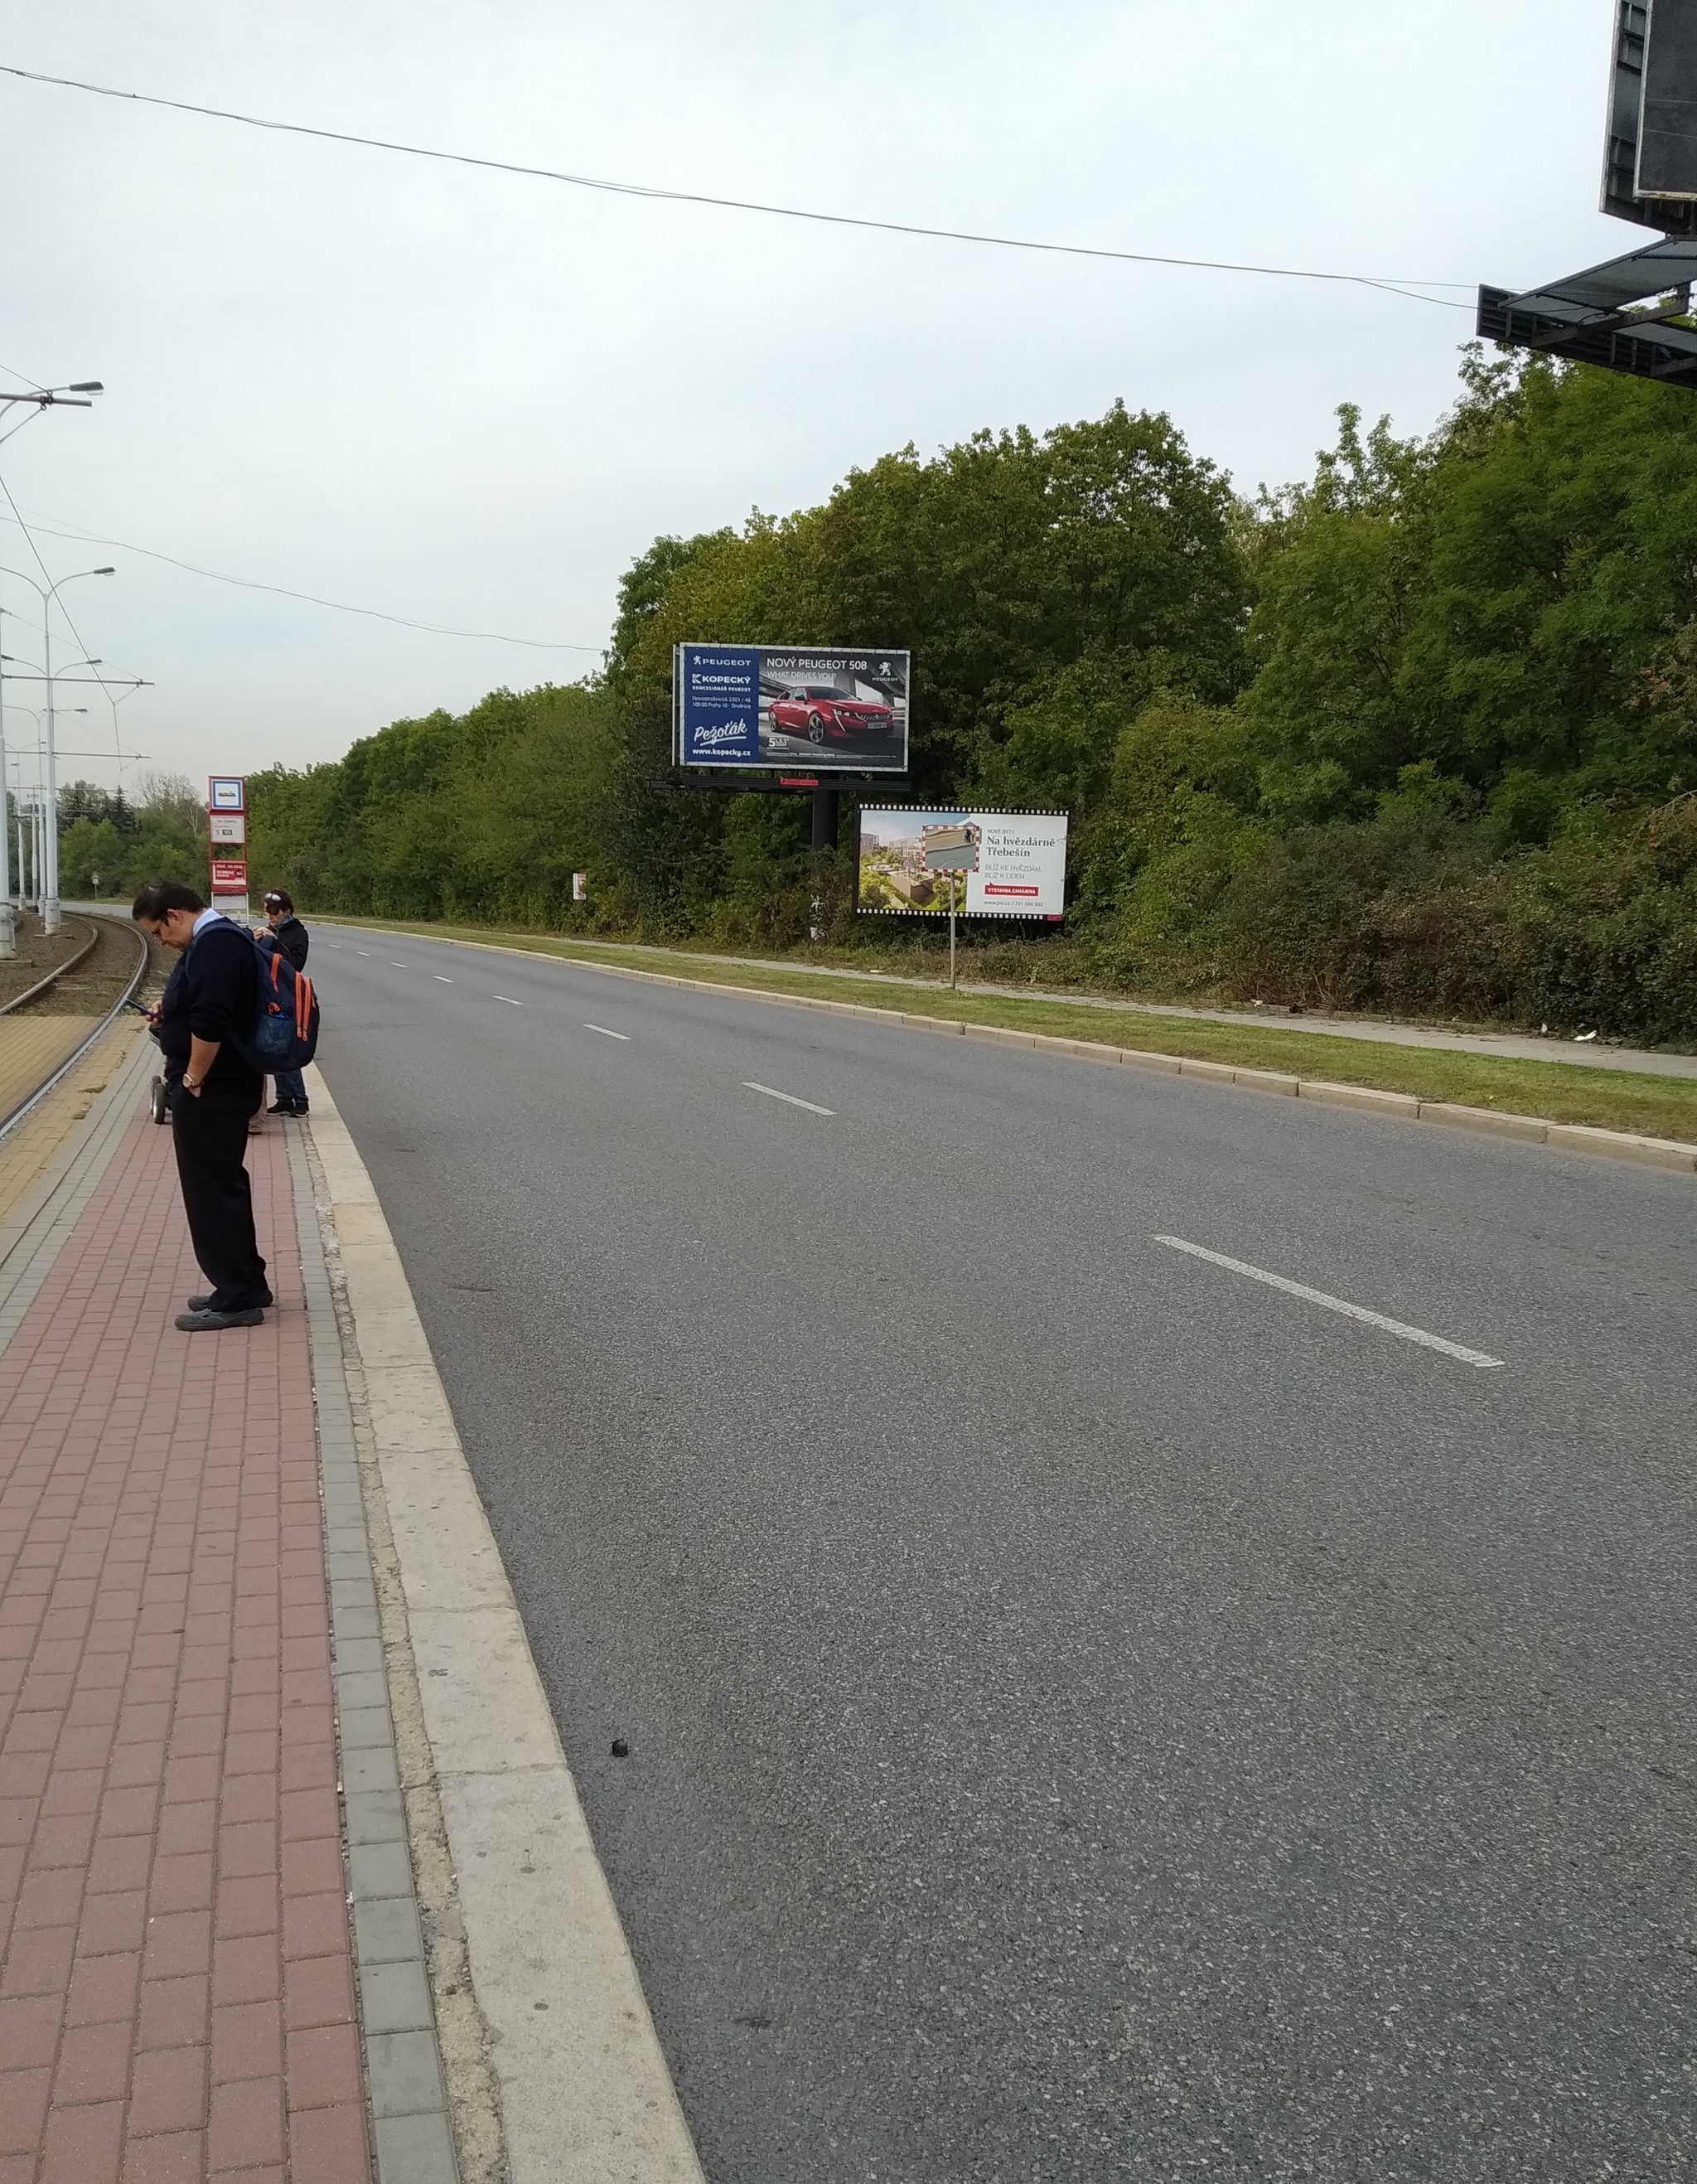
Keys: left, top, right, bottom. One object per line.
{"left": 858, "top": 808, "right": 1067, "bottom": 919}
{"left": 674, "top": 644, "right": 910, "bottom": 772}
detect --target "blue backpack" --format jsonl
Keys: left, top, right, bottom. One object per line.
{"left": 247, "top": 930, "right": 321, "bottom": 1073}
{"left": 191, "top": 918, "right": 322, "bottom": 1074}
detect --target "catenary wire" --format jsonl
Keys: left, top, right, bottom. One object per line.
{"left": 0, "top": 62, "right": 1476, "bottom": 311}
{"left": 0, "top": 506, "right": 602, "bottom": 652}
{"left": 0, "top": 472, "right": 128, "bottom": 768}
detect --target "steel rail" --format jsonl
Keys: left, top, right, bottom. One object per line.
{"left": 0, "top": 918, "right": 103, "bottom": 1017}
{"left": 0, "top": 915, "right": 151, "bottom": 1142}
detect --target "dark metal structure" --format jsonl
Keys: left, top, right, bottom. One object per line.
{"left": 1482, "top": 2, "right": 1697, "bottom": 380}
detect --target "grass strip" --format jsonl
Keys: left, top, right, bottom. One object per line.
{"left": 320, "top": 918, "right": 1697, "bottom": 1145}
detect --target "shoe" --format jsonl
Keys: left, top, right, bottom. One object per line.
{"left": 187, "top": 1288, "right": 273, "bottom": 1313}
{"left": 267, "top": 1101, "right": 292, "bottom": 1115}
{"left": 291, "top": 1101, "right": 310, "bottom": 1116}
{"left": 174, "top": 1306, "right": 265, "bottom": 1332}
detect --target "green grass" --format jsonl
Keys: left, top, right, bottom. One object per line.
{"left": 320, "top": 916, "right": 1697, "bottom": 1146}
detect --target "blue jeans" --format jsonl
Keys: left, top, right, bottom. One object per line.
{"left": 273, "top": 1068, "right": 307, "bottom": 1106}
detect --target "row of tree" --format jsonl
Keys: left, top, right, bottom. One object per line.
{"left": 245, "top": 349, "right": 1697, "bottom": 1043}
{"left": 6, "top": 774, "right": 211, "bottom": 899}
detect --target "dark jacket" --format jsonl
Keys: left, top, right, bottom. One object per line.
{"left": 157, "top": 918, "right": 263, "bottom": 1098}
{"left": 263, "top": 914, "right": 309, "bottom": 971}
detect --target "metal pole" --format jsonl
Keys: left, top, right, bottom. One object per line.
{"left": 0, "top": 615, "right": 12, "bottom": 956}
{"left": 949, "top": 870, "right": 958, "bottom": 990}
{"left": 810, "top": 784, "right": 838, "bottom": 942}
{"left": 41, "top": 597, "right": 59, "bottom": 932}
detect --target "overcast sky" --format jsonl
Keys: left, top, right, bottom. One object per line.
{"left": 0, "top": 1, "right": 1643, "bottom": 794}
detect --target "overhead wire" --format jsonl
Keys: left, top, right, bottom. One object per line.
{"left": 0, "top": 506, "right": 602, "bottom": 652}
{"left": 0, "top": 472, "right": 128, "bottom": 772}
{"left": 0, "top": 61, "right": 1476, "bottom": 311}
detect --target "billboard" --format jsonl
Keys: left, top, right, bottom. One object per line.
{"left": 674, "top": 644, "right": 910, "bottom": 772}
{"left": 1603, "top": 0, "right": 1697, "bottom": 230}
{"left": 858, "top": 808, "right": 1067, "bottom": 919}
{"left": 207, "top": 777, "right": 244, "bottom": 811}
{"left": 1638, "top": 0, "right": 1697, "bottom": 199}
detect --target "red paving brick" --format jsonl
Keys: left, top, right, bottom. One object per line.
{"left": 0, "top": 1116, "right": 372, "bottom": 2182}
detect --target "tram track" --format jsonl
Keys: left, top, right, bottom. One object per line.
{"left": 0, "top": 913, "right": 152, "bottom": 1141}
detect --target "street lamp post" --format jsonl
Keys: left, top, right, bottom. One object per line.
{"left": 0, "top": 627, "right": 10, "bottom": 956}
{"left": 7, "top": 710, "right": 85, "bottom": 915}
{"left": 0, "top": 383, "right": 104, "bottom": 944}
{"left": 0, "top": 564, "right": 115, "bottom": 932}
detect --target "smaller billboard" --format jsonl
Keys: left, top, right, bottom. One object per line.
{"left": 859, "top": 809, "right": 1067, "bottom": 919}
{"left": 209, "top": 812, "right": 246, "bottom": 845}
{"left": 208, "top": 777, "right": 244, "bottom": 812}
{"left": 674, "top": 644, "right": 910, "bottom": 772}
{"left": 210, "top": 858, "right": 248, "bottom": 891}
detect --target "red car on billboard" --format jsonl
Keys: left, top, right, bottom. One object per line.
{"left": 767, "top": 685, "right": 895, "bottom": 744}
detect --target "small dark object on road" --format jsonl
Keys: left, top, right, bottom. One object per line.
{"left": 610, "top": 1738, "right": 630, "bottom": 1758}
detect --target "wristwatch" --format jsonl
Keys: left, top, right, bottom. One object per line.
{"left": 183, "top": 1076, "right": 201, "bottom": 1092}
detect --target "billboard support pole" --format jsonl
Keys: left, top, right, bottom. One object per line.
{"left": 810, "top": 785, "right": 838, "bottom": 942}
{"left": 949, "top": 870, "right": 958, "bottom": 990}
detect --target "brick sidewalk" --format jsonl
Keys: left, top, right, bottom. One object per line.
{"left": 0, "top": 1110, "right": 371, "bottom": 2183}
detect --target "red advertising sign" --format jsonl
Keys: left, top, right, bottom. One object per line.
{"left": 210, "top": 859, "right": 248, "bottom": 890}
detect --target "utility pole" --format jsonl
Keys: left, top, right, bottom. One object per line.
{"left": 0, "top": 631, "right": 11, "bottom": 956}
{"left": 0, "top": 381, "right": 106, "bottom": 935}
{"left": 0, "top": 564, "right": 116, "bottom": 932}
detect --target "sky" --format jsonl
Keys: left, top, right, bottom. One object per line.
{"left": 0, "top": 0, "right": 1650, "bottom": 796}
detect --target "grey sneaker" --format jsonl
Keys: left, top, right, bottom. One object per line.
{"left": 186, "top": 1288, "right": 273, "bottom": 1313}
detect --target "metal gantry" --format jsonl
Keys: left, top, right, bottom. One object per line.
{"left": 1481, "top": 2, "right": 1697, "bottom": 385}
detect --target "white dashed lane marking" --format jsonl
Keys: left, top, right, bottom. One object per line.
{"left": 1153, "top": 1237, "right": 1504, "bottom": 1368}
{"left": 583, "top": 1024, "right": 630, "bottom": 1041}
{"left": 744, "top": 1082, "right": 834, "bottom": 1116}
{"left": 495, "top": 995, "right": 522, "bottom": 1006}
{"left": 435, "top": 976, "right": 453, "bottom": 984}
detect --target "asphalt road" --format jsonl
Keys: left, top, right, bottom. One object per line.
{"left": 312, "top": 927, "right": 1697, "bottom": 2183}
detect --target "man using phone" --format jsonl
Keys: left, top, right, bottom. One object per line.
{"left": 132, "top": 879, "right": 273, "bottom": 1332}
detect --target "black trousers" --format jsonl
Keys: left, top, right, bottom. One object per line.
{"left": 170, "top": 1086, "right": 268, "bottom": 1310}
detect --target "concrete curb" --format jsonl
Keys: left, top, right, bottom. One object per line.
{"left": 284, "top": 1123, "right": 467, "bottom": 2184}
{"left": 321, "top": 924, "right": 1697, "bottom": 1177}
{"left": 299, "top": 1067, "right": 708, "bottom": 2184}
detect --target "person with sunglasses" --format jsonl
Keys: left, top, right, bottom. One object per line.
{"left": 255, "top": 889, "right": 312, "bottom": 1115}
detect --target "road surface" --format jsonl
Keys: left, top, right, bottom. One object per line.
{"left": 312, "top": 927, "right": 1697, "bottom": 2183}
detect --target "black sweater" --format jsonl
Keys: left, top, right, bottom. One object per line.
{"left": 264, "top": 915, "right": 309, "bottom": 971}
{"left": 157, "top": 918, "right": 261, "bottom": 1096}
